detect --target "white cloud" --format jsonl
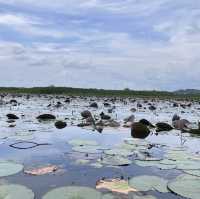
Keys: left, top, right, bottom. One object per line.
{"left": 0, "top": 0, "right": 180, "bottom": 16}
{"left": 0, "top": 0, "right": 200, "bottom": 90}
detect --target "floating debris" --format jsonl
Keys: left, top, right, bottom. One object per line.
{"left": 24, "top": 165, "right": 58, "bottom": 176}
{"left": 96, "top": 179, "right": 137, "bottom": 194}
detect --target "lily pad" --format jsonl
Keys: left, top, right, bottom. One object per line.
{"left": 176, "top": 160, "right": 200, "bottom": 170}
{"left": 10, "top": 132, "right": 35, "bottom": 141}
{"left": 104, "top": 149, "right": 133, "bottom": 157}
{"left": 159, "top": 159, "right": 176, "bottom": 165}
{"left": 168, "top": 175, "right": 200, "bottom": 199}
{"left": 129, "top": 175, "right": 168, "bottom": 193}
{"left": 42, "top": 186, "right": 102, "bottom": 199}
{"left": 124, "top": 138, "right": 148, "bottom": 146}
{"left": 72, "top": 146, "right": 102, "bottom": 154}
{"left": 0, "top": 184, "right": 34, "bottom": 199}
{"left": 165, "top": 150, "right": 191, "bottom": 161}
{"left": 68, "top": 139, "right": 98, "bottom": 146}
{"left": 90, "top": 163, "right": 103, "bottom": 168}
{"left": 131, "top": 194, "right": 157, "bottom": 199}
{"left": 184, "top": 170, "right": 200, "bottom": 177}
{"left": 102, "top": 194, "right": 116, "bottom": 199}
{"left": 74, "top": 159, "right": 90, "bottom": 165}
{"left": 99, "top": 156, "right": 131, "bottom": 166}
{"left": 134, "top": 160, "right": 176, "bottom": 170}
{"left": 0, "top": 161, "right": 23, "bottom": 177}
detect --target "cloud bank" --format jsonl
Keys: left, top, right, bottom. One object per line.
{"left": 0, "top": 0, "right": 199, "bottom": 90}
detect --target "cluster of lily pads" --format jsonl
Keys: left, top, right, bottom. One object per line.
{"left": 0, "top": 138, "right": 199, "bottom": 198}
{"left": 0, "top": 175, "right": 199, "bottom": 198}
{"left": 65, "top": 137, "right": 200, "bottom": 198}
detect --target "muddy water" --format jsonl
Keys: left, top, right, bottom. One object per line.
{"left": 0, "top": 95, "right": 200, "bottom": 199}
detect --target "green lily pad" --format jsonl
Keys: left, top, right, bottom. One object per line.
{"left": 129, "top": 175, "right": 168, "bottom": 193}
{"left": 72, "top": 146, "right": 102, "bottom": 154}
{"left": 0, "top": 161, "right": 23, "bottom": 177}
{"left": 165, "top": 150, "right": 191, "bottom": 161}
{"left": 124, "top": 138, "right": 148, "bottom": 146}
{"left": 118, "top": 143, "right": 137, "bottom": 150}
{"left": 134, "top": 160, "right": 176, "bottom": 170}
{"left": 99, "top": 156, "right": 131, "bottom": 166}
{"left": 168, "top": 175, "right": 200, "bottom": 199}
{"left": 90, "top": 163, "right": 103, "bottom": 168}
{"left": 74, "top": 159, "right": 90, "bottom": 165}
{"left": 159, "top": 159, "right": 176, "bottom": 165}
{"left": 11, "top": 132, "right": 35, "bottom": 141}
{"left": 131, "top": 194, "right": 157, "bottom": 199}
{"left": 42, "top": 186, "right": 102, "bottom": 199}
{"left": 0, "top": 184, "right": 34, "bottom": 199}
{"left": 68, "top": 139, "right": 98, "bottom": 146}
{"left": 104, "top": 149, "right": 133, "bottom": 157}
{"left": 176, "top": 160, "right": 200, "bottom": 170}
{"left": 176, "top": 174, "right": 200, "bottom": 180}
{"left": 102, "top": 194, "right": 116, "bottom": 199}
{"left": 184, "top": 170, "right": 200, "bottom": 177}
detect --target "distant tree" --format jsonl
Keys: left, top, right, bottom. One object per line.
{"left": 124, "top": 88, "right": 131, "bottom": 91}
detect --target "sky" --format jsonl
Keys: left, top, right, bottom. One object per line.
{"left": 0, "top": 0, "right": 199, "bottom": 91}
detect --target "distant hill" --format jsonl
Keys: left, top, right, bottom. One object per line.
{"left": 174, "top": 89, "right": 200, "bottom": 95}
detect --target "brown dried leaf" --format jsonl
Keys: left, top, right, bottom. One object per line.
{"left": 96, "top": 179, "right": 137, "bottom": 194}
{"left": 24, "top": 165, "right": 58, "bottom": 176}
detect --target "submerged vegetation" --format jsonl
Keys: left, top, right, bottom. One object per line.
{"left": 0, "top": 86, "right": 200, "bottom": 99}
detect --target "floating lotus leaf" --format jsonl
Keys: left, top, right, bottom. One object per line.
{"left": 0, "top": 161, "right": 23, "bottom": 177}
{"left": 171, "top": 146, "right": 188, "bottom": 151}
{"left": 129, "top": 175, "right": 168, "bottom": 193}
{"left": 68, "top": 152, "right": 99, "bottom": 161}
{"left": 102, "top": 194, "right": 116, "bottom": 199}
{"left": 90, "top": 163, "right": 103, "bottom": 168}
{"left": 124, "top": 138, "right": 148, "bottom": 146}
{"left": 118, "top": 143, "right": 137, "bottom": 151}
{"left": 184, "top": 170, "right": 200, "bottom": 177}
{"left": 168, "top": 175, "right": 200, "bottom": 199}
{"left": 176, "top": 174, "right": 200, "bottom": 181}
{"left": 134, "top": 160, "right": 176, "bottom": 170}
{"left": 99, "top": 156, "right": 131, "bottom": 166}
{"left": 42, "top": 186, "right": 102, "bottom": 199}
{"left": 74, "top": 159, "right": 90, "bottom": 165}
{"left": 96, "top": 179, "right": 137, "bottom": 194}
{"left": 159, "top": 159, "right": 176, "bottom": 165}
{"left": 165, "top": 150, "right": 191, "bottom": 161}
{"left": 131, "top": 194, "right": 157, "bottom": 199}
{"left": 0, "top": 184, "right": 34, "bottom": 199}
{"left": 104, "top": 148, "right": 133, "bottom": 157}
{"left": 10, "top": 132, "right": 35, "bottom": 141}
{"left": 72, "top": 146, "right": 102, "bottom": 154}
{"left": 176, "top": 160, "right": 200, "bottom": 170}
{"left": 0, "top": 134, "right": 9, "bottom": 139}
{"left": 68, "top": 139, "right": 98, "bottom": 146}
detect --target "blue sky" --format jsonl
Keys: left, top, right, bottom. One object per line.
{"left": 0, "top": 0, "right": 199, "bottom": 90}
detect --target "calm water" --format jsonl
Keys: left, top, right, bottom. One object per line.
{"left": 0, "top": 94, "right": 200, "bottom": 198}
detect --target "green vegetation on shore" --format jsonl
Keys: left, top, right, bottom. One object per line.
{"left": 0, "top": 87, "right": 199, "bottom": 99}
